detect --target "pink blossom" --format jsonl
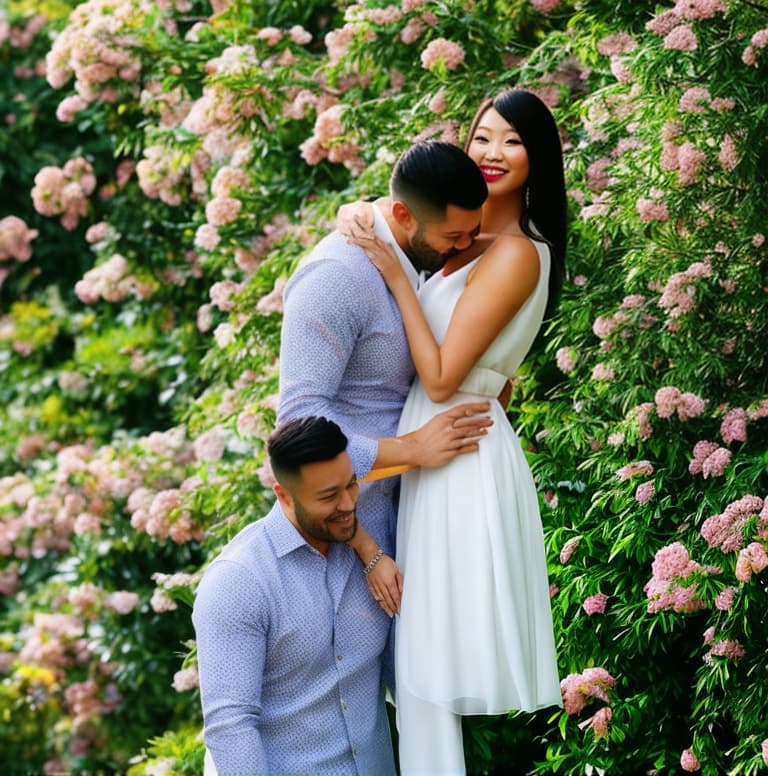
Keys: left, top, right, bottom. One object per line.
{"left": 714, "top": 586, "right": 736, "bottom": 611}
{"left": 735, "top": 542, "right": 768, "bottom": 583}
{"left": 751, "top": 28, "right": 768, "bottom": 48}
{"left": 560, "top": 667, "right": 615, "bottom": 714}
{"left": 591, "top": 363, "right": 615, "bottom": 381}
{"left": 0, "top": 216, "right": 38, "bottom": 262}
{"left": 105, "top": 591, "right": 139, "bottom": 615}
{"left": 150, "top": 589, "right": 178, "bottom": 613}
{"left": 655, "top": 386, "right": 681, "bottom": 418}
{"left": 428, "top": 88, "right": 447, "bottom": 114}
{"left": 597, "top": 33, "right": 637, "bottom": 56}
{"left": 193, "top": 427, "right": 227, "bottom": 462}
{"left": 700, "top": 495, "right": 763, "bottom": 552}
{"left": 707, "top": 639, "right": 745, "bottom": 662}
{"left": 583, "top": 594, "right": 608, "bottom": 615}
{"left": 256, "top": 27, "right": 283, "bottom": 46}
{"left": 647, "top": 10, "right": 681, "bottom": 36}
{"left": 680, "top": 748, "right": 701, "bottom": 772}
{"left": 710, "top": 97, "right": 735, "bottom": 111}
{"left": 700, "top": 447, "right": 731, "bottom": 478}
{"left": 400, "top": 18, "right": 425, "bottom": 44}
{"left": 679, "top": 86, "right": 710, "bottom": 113}
{"left": 194, "top": 224, "right": 221, "bottom": 251}
{"left": 664, "top": 24, "right": 698, "bottom": 51}
{"left": 616, "top": 460, "right": 654, "bottom": 481}
{"left": 673, "top": 0, "right": 726, "bottom": 19}
{"left": 742, "top": 45, "right": 757, "bottom": 66}
{"left": 717, "top": 134, "right": 739, "bottom": 172}
{"left": 635, "top": 481, "right": 656, "bottom": 504}
{"left": 677, "top": 142, "right": 706, "bottom": 186}
{"left": 530, "top": 0, "right": 561, "bottom": 12}
{"left": 556, "top": 347, "right": 577, "bottom": 373}
{"left": 559, "top": 536, "right": 581, "bottom": 564}
{"left": 762, "top": 739, "right": 768, "bottom": 767}
{"left": 720, "top": 407, "right": 747, "bottom": 444}
{"left": 637, "top": 197, "right": 670, "bottom": 222}
{"left": 172, "top": 666, "right": 200, "bottom": 692}
{"left": 590, "top": 706, "right": 612, "bottom": 737}
{"left": 420, "top": 38, "right": 465, "bottom": 71}
{"left": 586, "top": 158, "right": 612, "bottom": 192}
{"left": 752, "top": 233, "right": 765, "bottom": 247}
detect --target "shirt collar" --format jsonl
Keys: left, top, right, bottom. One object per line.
{"left": 372, "top": 202, "right": 423, "bottom": 292}
{"left": 264, "top": 503, "right": 316, "bottom": 558}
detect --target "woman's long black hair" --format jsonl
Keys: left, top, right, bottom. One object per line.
{"left": 464, "top": 89, "right": 567, "bottom": 316}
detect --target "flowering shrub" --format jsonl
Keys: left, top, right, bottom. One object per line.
{"left": 0, "top": 0, "right": 766, "bottom": 774}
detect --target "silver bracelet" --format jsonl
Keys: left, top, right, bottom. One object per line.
{"left": 363, "top": 548, "right": 384, "bottom": 576}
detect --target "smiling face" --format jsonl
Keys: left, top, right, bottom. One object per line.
{"left": 275, "top": 451, "right": 359, "bottom": 555}
{"left": 467, "top": 106, "right": 530, "bottom": 196}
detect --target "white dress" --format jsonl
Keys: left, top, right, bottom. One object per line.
{"left": 395, "top": 238, "right": 561, "bottom": 716}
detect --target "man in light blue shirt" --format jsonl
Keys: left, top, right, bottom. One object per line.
{"left": 193, "top": 417, "right": 395, "bottom": 775}
{"left": 279, "top": 142, "right": 491, "bottom": 580}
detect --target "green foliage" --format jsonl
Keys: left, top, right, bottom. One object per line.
{"left": 1, "top": 0, "right": 767, "bottom": 773}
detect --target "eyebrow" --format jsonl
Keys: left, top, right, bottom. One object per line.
{"left": 475, "top": 123, "right": 519, "bottom": 134}
{"left": 315, "top": 475, "right": 357, "bottom": 496}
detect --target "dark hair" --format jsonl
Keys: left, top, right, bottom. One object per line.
{"left": 464, "top": 89, "right": 567, "bottom": 316}
{"left": 390, "top": 140, "right": 487, "bottom": 222}
{"left": 267, "top": 416, "right": 348, "bottom": 484}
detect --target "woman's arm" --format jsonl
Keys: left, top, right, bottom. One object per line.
{"left": 353, "top": 232, "right": 541, "bottom": 402}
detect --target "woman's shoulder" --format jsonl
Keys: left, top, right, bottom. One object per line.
{"left": 470, "top": 233, "right": 540, "bottom": 286}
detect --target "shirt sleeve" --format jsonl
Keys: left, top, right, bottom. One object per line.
{"left": 278, "top": 258, "right": 379, "bottom": 477}
{"left": 192, "top": 560, "right": 269, "bottom": 775}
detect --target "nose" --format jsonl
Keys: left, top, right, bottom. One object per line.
{"left": 485, "top": 139, "right": 503, "bottom": 160}
{"left": 338, "top": 487, "right": 357, "bottom": 512}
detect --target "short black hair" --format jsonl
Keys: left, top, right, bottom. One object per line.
{"left": 390, "top": 140, "right": 487, "bottom": 222}
{"left": 267, "top": 416, "right": 348, "bottom": 485}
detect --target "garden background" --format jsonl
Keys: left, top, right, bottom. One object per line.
{"left": 1, "top": 0, "right": 767, "bottom": 773}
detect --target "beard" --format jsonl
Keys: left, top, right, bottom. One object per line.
{"left": 293, "top": 498, "right": 358, "bottom": 545}
{"left": 404, "top": 222, "right": 448, "bottom": 274}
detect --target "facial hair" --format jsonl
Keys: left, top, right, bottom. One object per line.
{"left": 405, "top": 221, "right": 447, "bottom": 274}
{"left": 293, "top": 498, "right": 358, "bottom": 545}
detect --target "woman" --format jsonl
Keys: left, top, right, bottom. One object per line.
{"left": 343, "top": 89, "right": 566, "bottom": 773}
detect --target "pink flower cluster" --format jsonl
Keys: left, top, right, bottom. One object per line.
{"left": 300, "top": 104, "right": 364, "bottom": 174}
{"left": 735, "top": 541, "right": 768, "bottom": 583}
{"left": 658, "top": 259, "right": 712, "bottom": 318}
{"left": 45, "top": 0, "right": 144, "bottom": 106}
{"left": 75, "top": 253, "right": 151, "bottom": 304}
{"left": 636, "top": 197, "right": 670, "bottom": 223}
{"left": 555, "top": 346, "right": 578, "bottom": 373}
{"left": 64, "top": 675, "right": 121, "bottom": 734}
{"left": 560, "top": 666, "right": 615, "bottom": 714}
{"left": 530, "top": 0, "right": 561, "bottom": 13}
{"left": 136, "top": 145, "right": 188, "bottom": 206}
{"left": 680, "top": 748, "right": 701, "bottom": 772}
{"left": 31, "top": 158, "right": 96, "bottom": 230}
{"left": 597, "top": 33, "right": 637, "bottom": 56}
{"left": 720, "top": 407, "right": 747, "bottom": 444}
{"left": 172, "top": 666, "right": 200, "bottom": 692}
{"left": 688, "top": 440, "right": 731, "bottom": 478}
{"left": 559, "top": 535, "right": 581, "bottom": 564}
{"left": 644, "top": 542, "right": 708, "bottom": 613}
{"left": 635, "top": 481, "right": 656, "bottom": 504}
{"left": 0, "top": 216, "right": 38, "bottom": 264}
{"left": 743, "top": 28, "right": 768, "bottom": 64}
{"left": 706, "top": 637, "right": 745, "bottom": 663}
{"left": 616, "top": 460, "right": 654, "bottom": 481}
{"left": 717, "top": 134, "right": 739, "bottom": 172}
{"left": 654, "top": 386, "right": 706, "bottom": 421}
{"left": 583, "top": 593, "right": 609, "bottom": 615}
{"left": 420, "top": 38, "right": 465, "bottom": 71}
{"left": 128, "top": 485, "right": 204, "bottom": 544}
{"left": 700, "top": 495, "right": 765, "bottom": 553}
{"left": 18, "top": 612, "right": 89, "bottom": 670}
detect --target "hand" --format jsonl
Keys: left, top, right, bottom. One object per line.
{"left": 404, "top": 401, "right": 493, "bottom": 468}
{"left": 337, "top": 201, "right": 375, "bottom": 240}
{"left": 366, "top": 554, "right": 403, "bottom": 617}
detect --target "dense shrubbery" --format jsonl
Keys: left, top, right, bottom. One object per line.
{"left": 1, "top": 0, "right": 766, "bottom": 773}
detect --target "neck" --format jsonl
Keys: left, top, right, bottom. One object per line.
{"left": 480, "top": 191, "right": 523, "bottom": 236}
{"left": 377, "top": 197, "right": 412, "bottom": 257}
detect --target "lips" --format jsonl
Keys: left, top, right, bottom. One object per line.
{"left": 480, "top": 166, "right": 506, "bottom": 182}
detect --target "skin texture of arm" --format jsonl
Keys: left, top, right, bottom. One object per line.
{"left": 354, "top": 232, "right": 540, "bottom": 403}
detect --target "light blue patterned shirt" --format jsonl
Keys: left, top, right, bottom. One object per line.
{"left": 278, "top": 208, "right": 420, "bottom": 556}
{"left": 192, "top": 504, "right": 395, "bottom": 776}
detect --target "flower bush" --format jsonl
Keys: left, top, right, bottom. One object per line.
{"left": 0, "top": 0, "right": 766, "bottom": 773}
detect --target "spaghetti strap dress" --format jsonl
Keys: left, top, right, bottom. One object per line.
{"left": 394, "top": 237, "right": 561, "bottom": 716}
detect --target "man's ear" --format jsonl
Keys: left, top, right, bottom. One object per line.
{"left": 273, "top": 482, "right": 293, "bottom": 513}
{"left": 391, "top": 200, "right": 415, "bottom": 230}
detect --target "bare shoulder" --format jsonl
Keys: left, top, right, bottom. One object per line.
{"left": 468, "top": 234, "right": 540, "bottom": 294}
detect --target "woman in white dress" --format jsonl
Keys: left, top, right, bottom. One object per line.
{"left": 345, "top": 89, "right": 567, "bottom": 774}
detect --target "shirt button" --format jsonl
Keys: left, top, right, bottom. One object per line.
{"left": 337, "top": 655, "right": 343, "bottom": 661}
{"left": 341, "top": 699, "right": 347, "bottom": 710}
{"left": 352, "top": 749, "right": 358, "bottom": 758}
